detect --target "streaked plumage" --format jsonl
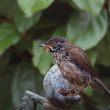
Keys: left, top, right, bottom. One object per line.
{"left": 41, "top": 37, "right": 110, "bottom": 96}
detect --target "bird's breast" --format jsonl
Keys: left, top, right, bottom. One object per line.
{"left": 58, "top": 59, "right": 89, "bottom": 91}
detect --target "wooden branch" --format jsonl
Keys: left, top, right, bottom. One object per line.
{"left": 17, "top": 90, "right": 58, "bottom": 110}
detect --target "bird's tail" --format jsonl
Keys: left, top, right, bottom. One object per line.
{"left": 91, "top": 77, "right": 110, "bottom": 97}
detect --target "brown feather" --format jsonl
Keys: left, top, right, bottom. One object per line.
{"left": 42, "top": 37, "right": 110, "bottom": 97}
{"left": 58, "top": 56, "right": 88, "bottom": 92}
{"left": 67, "top": 45, "right": 98, "bottom": 77}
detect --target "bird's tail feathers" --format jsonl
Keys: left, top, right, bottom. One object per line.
{"left": 91, "top": 77, "right": 110, "bottom": 97}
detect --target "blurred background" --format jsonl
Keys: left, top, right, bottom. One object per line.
{"left": 0, "top": 0, "right": 110, "bottom": 110}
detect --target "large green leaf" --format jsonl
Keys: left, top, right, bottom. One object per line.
{"left": 14, "top": 8, "right": 42, "bottom": 33}
{"left": 0, "top": 0, "right": 42, "bottom": 33}
{"left": 53, "top": 25, "right": 67, "bottom": 36}
{"left": 67, "top": 0, "right": 78, "bottom": 10}
{"left": 0, "top": 50, "right": 11, "bottom": 72}
{"left": 96, "top": 32, "right": 110, "bottom": 66}
{"left": 86, "top": 49, "right": 97, "bottom": 66}
{"left": 32, "top": 40, "right": 52, "bottom": 74}
{"left": 0, "top": 65, "right": 15, "bottom": 110}
{"left": 0, "top": 23, "right": 21, "bottom": 55}
{"left": 12, "top": 60, "right": 43, "bottom": 107}
{"left": 84, "top": 86, "right": 94, "bottom": 96}
{"left": 70, "top": 0, "right": 104, "bottom": 16}
{"left": 18, "top": 0, "right": 54, "bottom": 17}
{"left": 67, "top": 11, "right": 108, "bottom": 50}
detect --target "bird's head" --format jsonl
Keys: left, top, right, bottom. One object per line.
{"left": 40, "top": 37, "right": 69, "bottom": 53}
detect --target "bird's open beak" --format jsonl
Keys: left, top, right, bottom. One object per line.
{"left": 40, "top": 43, "right": 53, "bottom": 52}
{"left": 40, "top": 44, "right": 52, "bottom": 49}
{"left": 39, "top": 44, "right": 46, "bottom": 47}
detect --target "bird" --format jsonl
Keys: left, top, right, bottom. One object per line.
{"left": 40, "top": 37, "right": 110, "bottom": 97}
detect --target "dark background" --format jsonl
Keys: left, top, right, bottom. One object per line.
{"left": 0, "top": 0, "right": 110, "bottom": 110}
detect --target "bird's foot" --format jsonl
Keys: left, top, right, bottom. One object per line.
{"left": 65, "top": 95, "right": 81, "bottom": 103}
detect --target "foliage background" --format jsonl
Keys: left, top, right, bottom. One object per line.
{"left": 0, "top": 0, "right": 110, "bottom": 110}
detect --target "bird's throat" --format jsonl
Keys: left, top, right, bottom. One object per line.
{"left": 53, "top": 52, "right": 70, "bottom": 64}
{"left": 53, "top": 52, "right": 60, "bottom": 64}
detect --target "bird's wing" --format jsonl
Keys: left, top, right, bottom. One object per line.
{"left": 68, "top": 45, "right": 98, "bottom": 77}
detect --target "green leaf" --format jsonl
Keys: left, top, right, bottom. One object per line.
{"left": 0, "top": 23, "right": 21, "bottom": 55}
{"left": 86, "top": 49, "right": 97, "bottom": 66}
{"left": 108, "top": 0, "right": 110, "bottom": 14}
{"left": 0, "top": 0, "right": 17, "bottom": 18}
{"left": 96, "top": 32, "right": 110, "bottom": 66}
{"left": 67, "top": 10, "right": 108, "bottom": 50}
{"left": 53, "top": 25, "right": 67, "bottom": 36}
{"left": 71, "top": 0, "right": 104, "bottom": 16}
{"left": 32, "top": 40, "right": 52, "bottom": 74}
{"left": 0, "top": 50, "right": 11, "bottom": 72}
{"left": 18, "top": 0, "right": 54, "bottom": 17}
{"left": 84, "top": 86, "right": 94, "bottom": 96}
{"left": 0, "top": 65, "right": 15, "bottom": 110}
{"left": 67, "top": 0, "right": 78, "bottom": 9}
{"left": 12, "top": 60, "right": 43, "bottom": 107}
{"left": 14, "top": 8, "right": 42, "bottom": 33}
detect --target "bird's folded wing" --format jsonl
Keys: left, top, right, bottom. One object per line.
{"left": 68, "top": 46, "right": 98, "bottom": 77}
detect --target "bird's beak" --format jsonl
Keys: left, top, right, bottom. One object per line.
{"left": 40, "top": 43, "right": 53, "bottom": 52}
{"left": 40, "top": 43, "right": 53, "bottom": 49}
{"left": 39, "top": 43, "right": 46, "bottom": 47}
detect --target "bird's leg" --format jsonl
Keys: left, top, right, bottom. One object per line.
{"left": 18, "top": 90, "right": 56, "bottom": 110}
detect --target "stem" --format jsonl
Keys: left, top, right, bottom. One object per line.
{"left": 17, "top": 90, "right": 58, "bottom": 110}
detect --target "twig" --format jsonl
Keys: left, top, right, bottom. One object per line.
{"left": 17, "top": 90, "right": 57, "bottom": 110}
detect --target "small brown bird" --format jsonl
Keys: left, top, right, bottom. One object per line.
{"left": 41, "top": 37, "right": 110, "bottom": 96}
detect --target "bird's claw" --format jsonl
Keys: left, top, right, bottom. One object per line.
{"left": 65, "top": 95, "right": 81, "bottom": 103}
